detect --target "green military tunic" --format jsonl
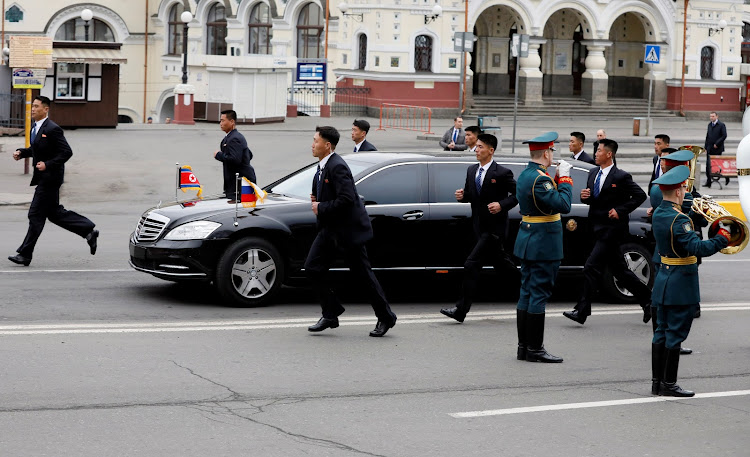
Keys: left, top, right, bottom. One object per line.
{"left": 514, "top": 162, "right": 573, "bottom": 313}
{"left": 651, "top": 200, "right": 727, "bottom": 348}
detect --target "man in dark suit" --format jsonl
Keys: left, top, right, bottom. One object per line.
{"left": 351, "top": 119, "right": 377, "bottom": 152}
{"left": 9, "top": 96, "right": 98, "bottom": 266}
{"left": 305, "top": 126, "right": 397, "bottom": 337}
{"left": 592, "top": 129, "right": 606, "bottom": 158}
{"left": 563, "top": 139, "right": 652, "bottom": 325}
{"left": 569, "top": 131, "right": 595, "bottom": 164}
{"left": 464, "top": 126, "right": 481, "bottom": 153}
{"left": 213, "top": 110, "right": 256, "bottom": 198}
{"left": 439, "top": 117, "right": 467, "bottom": 151}
{"left": 440, "top": 134, "right": 519, "bottom": 323}
{"left": 704, "top": 111, "right": 728, "bottom": 187}
{"left": 648, "top": 134, "right": 670, "bottom": 195}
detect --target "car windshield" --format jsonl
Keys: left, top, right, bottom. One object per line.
{"left": 267, "top": 159, "right": 372, "bottom": 199}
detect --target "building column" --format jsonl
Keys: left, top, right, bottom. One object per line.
{"left": 644, "top": 47, "right": 668, "bottom": 109}
{"left": 518, "top": 37, "right": 546, "bottom": 105}
{"left": 581, "top": 40, "right": 611, "bottom": 105}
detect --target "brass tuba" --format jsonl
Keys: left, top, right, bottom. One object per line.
{"left": 677, "top": 145, "right": 706, "bottom": 193}
{"left": 691, "top": 196, "right": 749, "bottom": 254}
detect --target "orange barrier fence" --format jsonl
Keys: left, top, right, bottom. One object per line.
{"left": 377, "top": 103, "right": 434, "bottom": 134}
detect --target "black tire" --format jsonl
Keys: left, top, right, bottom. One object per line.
{"left": 215, "top": 237, "right": 284, "bottom": 307}
{"left": 601, "top": 242, "right": 655, "bottom": 303}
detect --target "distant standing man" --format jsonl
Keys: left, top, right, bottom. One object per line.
{"left": 648, "top": 134, "right": 670, "bottom": 194}
{"left": 439, "top": 117, "right": 467, "bottom": 151}
{"left": 440, "top": 134, "right": 518, "bottom": 323}
{"left": 563, "top": 139, "right": 652, "bottom": 325}
{"left": 514, "top": 132, "right": 573, "bottom": 363}
{"left": 649, "top": 165, "right": 730, "bottom": 397}
{"left": 351, "top": 119, "right": 377, "bottom": 152}
{"left": 592, "top": 129, "right": 606, "bottom": 158}
{"left": 704, "top": 111, "right": 728, "bottom": 187}
{"left": 213, "top": 110, "right": 256, "bottom": 198}
{"left": 305, "top": 126, "right": 397, "bottom": 337}
{"left": 464, "top": 126, "right": 481, "bottom": 153}
{"left": 569, "top": 131, "right": 595, "bottom": 164}
{"left": 9, "top": 96, "right": 98, "bottom": 266}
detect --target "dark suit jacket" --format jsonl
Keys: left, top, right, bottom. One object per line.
{"left": 581, "top": 165, "right": 646, "bottom": 240}
{"left": 214, "top": 129, "right": 256, "bottom": 196}
{"left": 648, "top": 155, "right": 660, "bottom": 195}
{"left": 572, "top": 151, "right": 595, "bottom": 165}
{"left": 439, "top": 127, "right": 467, "bottom": 151}
{"left": 312, "top": 152, "right": 373, "bottom": 245}
{"left": 459, "top": 161, "right": 518, "bottom": 239}
{"left": 17, "top": 119, "right": 71, "bottom": 187}
{"left": 356, "top": 139, "right": 377, "bottom": 152}
{"left": 704, "top": 120, "right": 727, "bottom": 154}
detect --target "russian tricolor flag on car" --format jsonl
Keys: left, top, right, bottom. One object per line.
{"left": 240, "top": 177, "right": 267, "bottom": 207}
{"left": 178, "top": 165, "right": 203, "bottom": 198}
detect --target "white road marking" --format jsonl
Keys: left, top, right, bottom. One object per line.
{"left": 450, "top": 390, "right": 750, "bottom": 418}
{"left": 0, "top": 269, "right": 134, "bottom": 274}
{"left": 0, "top": 303, "right": 747, "bottom": 336}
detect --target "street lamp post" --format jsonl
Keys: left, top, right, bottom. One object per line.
{"left": 81, "top": 8, "right": 93, "bottom": 41}
{"left": 180, "top": 11, "right": 193, "bottom": 85}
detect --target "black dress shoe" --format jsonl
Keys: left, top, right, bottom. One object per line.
{"left": 308, "top": 317, "right": 339, "bottom": 332}
{"left": 8, "top": 254, "right": 31, "bottom": 266}
{"left": 704, "top": 182, "right": 711, "bottom": 188}
{"left": 369, "top": 316, "right": 396, "bottom": 337}
{"left": 563, "top": 310, "right": 586, "bottom": 325}
{"left": 642, "top": 304, "right": 652, "bottom": 324}
{"left": 680, "top": 347, "right": 693, "bottom": 355}
{"left": 660, "top": 382, "right": 694, "bottom": 397}
{"left": 440, "top": 306, "right": 466, "bottom": 323}
{"left": 725, "top": 177, "right": 730, "bottom": 185}
{"left": 694, "top": 307, "right": 701, "bottom": 319}
{"left": 86, "top": 229, "right": 99, "bottom": 255}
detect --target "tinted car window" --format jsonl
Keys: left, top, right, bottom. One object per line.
{"left": 357, "top": 164, "right": 424, "bottom": 205}
{"left": 432, "top": 162, "right": 472, "bottom": 203}
{"left": 268, "top": 160, "right": 370, "bottom": 199}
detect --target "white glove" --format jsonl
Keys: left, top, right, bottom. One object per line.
{"left": 557, "top": 159, "right": 572, "bottom": 178}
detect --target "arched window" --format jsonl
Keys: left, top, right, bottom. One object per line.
{"left": 54, "top": 18, "right": 115, "bottom": 41}
{"left": 206, "top": 3, "right": 227, "bottom": 55}
{"left": 296, "top": 3, "right": 323, "bottom": 58}
{"left": 249, "top": 3, "right": 272, "bottom": 55}
{"left": 168, "top": 3, "right": 186, "bottom": 55}
{"left": 414, "top": 35, "right": 432, "bottom": 72}
{"left": 358, "top": 34, "right": 367, "bottom": 69}
{"left": 701, "top": 46, "right": 715, "bottom": 79}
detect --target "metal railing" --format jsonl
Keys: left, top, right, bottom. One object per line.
{"left": 377, "top": 103, "right": 434, "bottom": 134}
{"left": 287, "top": 86, "right": 370, "bottom": 116}
{"left": 0, "top": 92, "right": 26, "bottom": 129}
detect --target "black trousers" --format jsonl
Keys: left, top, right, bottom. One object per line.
{"left": 457, "top": 232, "right": 518, "bottom": 311}
{"left": 575, "top": 234, "right": 651, "bottom": 316}
{"left": 17, "top": 182, "right": 95, "bottom": 259}
{"left": 304, "top": 231, "right": 395, "bottom": 323}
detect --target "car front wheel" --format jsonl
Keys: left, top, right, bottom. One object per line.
{"left": 601, "top": 242, "right": 654, "bottom": 303}
{"left": 215, "top": 237, "right": 284, "bottom": 307}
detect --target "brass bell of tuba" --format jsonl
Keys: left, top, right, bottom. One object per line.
{"left": 691, "top": 196, "right": 749, "bottom": 254}
{"left": 677, "top": 145, "right": 706, "bottom": 193}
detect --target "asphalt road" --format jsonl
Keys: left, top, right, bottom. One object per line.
{"left": 1, "top": 122, "right": 749, "bottom": 455}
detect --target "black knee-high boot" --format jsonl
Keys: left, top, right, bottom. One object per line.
{"left": 516, "top": 309, "right": 527, "bottom": 360}
{"left": 525, "top": 313, "right": 563, "bottom": 363}
{"left": 651, "top": 343, "right": 665, "bottom": 395}
{"left": 660, "top": 347, "right": 695, "bottom": 397}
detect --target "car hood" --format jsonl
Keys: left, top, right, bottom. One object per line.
{"left": 143, "top": 193, "right": 306, "bottom": 225}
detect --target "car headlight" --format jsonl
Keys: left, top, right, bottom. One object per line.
{"left": 164, "top": 221, "right": 221, "bottom": 240}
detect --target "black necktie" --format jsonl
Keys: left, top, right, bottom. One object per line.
{"left": 31, "top": 123, "right": 37, "bottom": 143}
{"left": 315, "top": 165, "right": 322, "bottom": 199}
{"left": 593, "top": 170, "right": 602, "bottom": 198}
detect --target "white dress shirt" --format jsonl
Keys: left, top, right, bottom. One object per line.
{"left": 596, "top": 163, "right": 614, "bottom": 193}
{"left": 353, "top": 140, "right": 365, "bottom": 152}
{"left": 475, "top": 161, "right": 491, "bottom": 187}
{"left": 32, "top": 117, "right": 48, "bottom": 138}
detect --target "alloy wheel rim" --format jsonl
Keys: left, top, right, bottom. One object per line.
{"left": 231, "top": 248, "right": 277, "bottom": 298}
{"left": 613, "top": 250, "right": 650, "bottom": 297}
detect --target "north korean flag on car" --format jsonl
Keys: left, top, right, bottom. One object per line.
{"left": 178, "top": 165, "right": 203, "bottom": 198}
{"left": 239, "top": 177, "right": 267, "bottom": 208}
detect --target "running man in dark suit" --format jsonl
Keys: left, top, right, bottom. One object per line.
{"left": 563, "top": 139, "right": 652, "bottom": 325}
{"left": 440, "top": 133, "right": 519, "bottom": 323}
{"left": 9, "top": 96, "right": 98, "bottom": 266}
{"left": 569, "top": 131, "right": 595, "bottom": 164}
{"left": 648, "top": 134, "right": 670, "bottom": 195}
{"left": 351, "top": 119, "right": 377, "bottom": 152}
{"left": 213, "top": 110, "right": 256, "bottom": 198}
{"left": 305, "top": 126, "right": 397, "bottom": 337}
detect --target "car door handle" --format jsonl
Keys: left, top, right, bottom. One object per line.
{"left": 402, "top": 210, "right": 424, "bottom": 220}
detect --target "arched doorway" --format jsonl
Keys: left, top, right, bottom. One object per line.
{"left": 542, "top": 8, "right": 590, "bottom": 97}
{"left": 470, "top": 5, "right": 526, "bottom": 96}
{"left": 607, "top": 12, "right": 650, "bottom": 98}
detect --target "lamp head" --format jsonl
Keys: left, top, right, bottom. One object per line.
{"left": 718, "top": 19, "right": 728, "bottom": 29}
{"left": 339, "top": 2, "right": 348, "bottom": 13}
{"left": 181, "top": 11, "right": 193, "bottom": 24}
{"left": 431, "top": 4, "right": 442, "bottom": 16}
{"left": 80, "top": 8, "right": 93, "bottom": 22}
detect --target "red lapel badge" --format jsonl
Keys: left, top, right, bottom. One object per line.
{"left": 612, "top": 184, "right": 617, "bottom": 187}
{"left": 42, "top": 134, "right": 47, "bottom": 138}
{"left": 491, "top": 179, "right": 496, "bottom": 183}
{"left": 324, "top": 179, "right": 329, "bottom": 183}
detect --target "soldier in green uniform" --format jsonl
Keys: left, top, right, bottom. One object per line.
{"left": 650, "top": 166, "right": 731, "bottom": 397}
{"left": 514, "top": 132, "right": 573, "bottom": 363}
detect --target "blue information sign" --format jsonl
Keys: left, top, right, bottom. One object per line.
{"left": 644, "top": 45, "right": 660, "bottom": 64}
{"left": 296, "top": 62, "right": 326, "bottom": 82}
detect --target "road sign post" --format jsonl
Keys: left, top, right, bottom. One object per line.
{"left": 644, "top": 44, "right": 661, "bottom": 136}
{"left": 454, "top": 32, "right": 474, "bottom": 114}
{"left": 511, "top": 34, "right": 529, "bottom": 154}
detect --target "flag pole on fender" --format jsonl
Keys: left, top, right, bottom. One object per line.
{"left": 175, "top": 162, "right": 180, "bottom": 202}
{"left": 234, "top": 173, "right": 240, "bottom": 227}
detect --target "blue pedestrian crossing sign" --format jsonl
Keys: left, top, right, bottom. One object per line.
{"left": 644, "top": 45, "right": 660, "bottom": 64}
